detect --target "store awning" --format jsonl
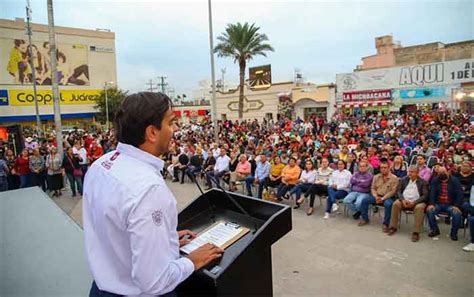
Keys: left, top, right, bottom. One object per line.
{"left": 335, "top": 100, "right": 391, "bottom": 108}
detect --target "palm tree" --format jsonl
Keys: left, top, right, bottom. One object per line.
{"left": 214, "top": 22, "right": 274, "bottom": 119}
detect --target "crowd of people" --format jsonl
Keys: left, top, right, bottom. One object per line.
{"left": 0, "top": 129, "right": 115, "bottom": 197}
{"left": 0, "top": 110, "right": 473, "bottom": 253}
{"left": 164, "top": 110, "right": 474, "bottom": 252}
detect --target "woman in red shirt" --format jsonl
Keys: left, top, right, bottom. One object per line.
{"left": 15, "top": 149, "right": 30, "bottom": 188}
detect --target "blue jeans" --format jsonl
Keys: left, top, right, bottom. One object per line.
{"left": 0, "top": 176, "right": 7, "bottom": 192}
{"left": 66, "top": 173, "right": 83, "bottom": 196}
{"left": 19, "top": 174, "right": 29, "bottom": 188}
{"left": 186, "top": 165, "right": 202, "bottom": 181}
{"left": 326, "top": 187, "right": 348, "bottom": 213}
{"left": 290, "top": 183, "right": 312, "bottom": 200}
{"left": 360, "top": 196, "right": 394, "bottom": 224}
{"left": 426, "top": 204, "right": 462, "bottom": 237}
{"left": 206, "top": 170, "right": 227, "bottom": 187}
{"left": 343, "top": 191, "right": 371, "bottom": 213}
{"left": 276, "top": 184, "right": 294, "bottom": 199}
{"left": 245, "top": 176, "right": 266, "bottom": 198}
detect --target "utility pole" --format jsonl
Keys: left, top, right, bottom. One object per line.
{"left": 157, "top": 76, "right": 168, "bottom": 94}
{"left": 207, "top": 0, "right": 218, "bottom": 142}
{"left": 25, "top": 0, "right": 42, "bottom": 138}
{"left": 47, "top": 0, "right": 63, "bottom": 157}
{"left": 146, "top": 79, "right": 156, "bottom": 92}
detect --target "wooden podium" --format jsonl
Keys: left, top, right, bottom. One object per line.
{"left": 176, "top": 189, "right": 292, "bottom": 296}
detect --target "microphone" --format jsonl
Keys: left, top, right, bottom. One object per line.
{"left": 208, "top": 174, "right": 258, "bottom": 234}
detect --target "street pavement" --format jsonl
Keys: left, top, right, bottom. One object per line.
{"left": 53, "top": 181, "right": 473, "bottom": 297}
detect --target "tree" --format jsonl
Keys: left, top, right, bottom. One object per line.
{"left": 214, "top": 22, "right": 274, "bottom": 119}
{"left": 94, "top": 88, "right": 128, "bottom": 125}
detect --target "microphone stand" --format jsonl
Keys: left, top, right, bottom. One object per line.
{"left": 192, "top": 171, "right": 216, "bottom": 223}
{"left": 209, "top": 175, "right": 258, "bottom": 234}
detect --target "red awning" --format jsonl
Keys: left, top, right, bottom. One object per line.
{"left": 173, "top": 110, "right": 182, "bottom": 117}
{"left": 335, "top": 100, "right": 391, "bottom": 108}
{"left": 197, "top": 109, "right": 207, "bottom": 116}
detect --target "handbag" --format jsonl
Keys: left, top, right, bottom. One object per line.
{"left": 68, "top": 156, "right": 83, "bottom": 177}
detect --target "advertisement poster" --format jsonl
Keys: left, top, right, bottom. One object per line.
{"left": 0, "top": 37, "right": 90, "bottom": 86}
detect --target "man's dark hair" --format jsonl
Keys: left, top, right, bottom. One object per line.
{"left": 114, "top": 92, "right": 173, "bottom": 147}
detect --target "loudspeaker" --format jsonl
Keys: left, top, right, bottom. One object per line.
{"left": 7, "top": 125, "right": 24, "bottom": 156}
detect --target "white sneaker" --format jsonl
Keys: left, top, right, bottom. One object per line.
{"left": 462, "top": 243, "right": 474, "bottom": 252}
{"left": 323, "top": 212, "right": 330, "bottom": 219}
{"left": 332, "top": 203, "right": 339, "bottom": 212}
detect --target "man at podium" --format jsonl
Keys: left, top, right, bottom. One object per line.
{"left": 83, "top": 92, "right": 223, "bottom": 297}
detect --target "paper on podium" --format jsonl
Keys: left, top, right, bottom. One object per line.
{"left": 180, "top": 221, "right": 250, "bottom": 254}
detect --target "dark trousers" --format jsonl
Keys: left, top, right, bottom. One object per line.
{"left": 0, "top": 176, "right": 7, "bottom": 192}
{"left": 290, "top": 183, "right": 312, "bottom": 200}
{"left": 245, "top": 176, "right": 266, "bottom": 198}
{"left": 276, "top": 184, "right": 294, "bottom": 199}
{"left": 309, "top": 184, "right": 329, "bottom": 207}
{"left": 173, "top": 165, "right": 188, "bottom": 182}
{"left": 89, "top": 281, "right": 177, "bottom": 297}
{"left": 31, "top": 172, "right": 47, "bottom": 192}
{"left": 206, "top": 170, "right": 227, "bottom": 187}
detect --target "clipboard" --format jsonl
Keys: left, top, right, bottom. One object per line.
{"left": 180, "top": 221, "right": 250, "bottom": 254}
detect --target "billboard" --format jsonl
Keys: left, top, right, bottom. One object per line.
{"left": 336, "top": 59, "right": 474, "bottom": 92}
{"left": 393, "top": 87, "right": 446, "bottom": 100}
{"left": 249, "top": 64, "right": 271, "bottom": 90}
{"left": 0, "top": 89, "right": 100, "bottom": 106}
{"left": 0, "top": 37, "right": 90, "bottom": 86}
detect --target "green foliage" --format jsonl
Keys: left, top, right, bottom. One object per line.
{"left": 94, "top": 88, "right": 128, "bottom": 124}
{"left": 214, "top": 22, "right": 274, "bottom": 119}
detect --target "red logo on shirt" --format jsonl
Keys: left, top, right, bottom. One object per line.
{"left": 152, "top": 210, "right": 163, "bottom": 226}
{"left": 110, "top": 152, "right": 120, "bottom": 161}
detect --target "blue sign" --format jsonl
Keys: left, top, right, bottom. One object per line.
{"left": 0, "top": 90, "right": 8, "bottom": 106}
{"left": 398, "top": 87, "right": 445, "bottom": 99}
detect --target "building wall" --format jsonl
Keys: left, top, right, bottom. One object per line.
{"left": 215, "top": 82, "right": 333, "bottom": 121}
{"left": 359, "top": 35, "right": 474, "bottom": 71}
{"left": 0, "top": 18, "right": 117, "bottom": 124}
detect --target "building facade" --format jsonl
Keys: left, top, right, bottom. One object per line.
{"left": 0, "top": 18, "right": 117, "bottom": 128}
{"left": 336, "top": 35, "right": 474, "bottom": 114}
{"left": 213, "top": 82, "right": 334, "bottom": 122}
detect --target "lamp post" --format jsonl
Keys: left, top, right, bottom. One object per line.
{"left": 104, "top": 81, "right": 114, "bottom": 130}
{"left": 207, "top": 0, "right": 218, "bottom": 142}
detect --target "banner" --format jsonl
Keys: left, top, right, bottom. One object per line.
{"left": 4, "top": 89, "right": 100, "bottom": 106}
{"left": 336, "top": 59, "right": 474, "bottom": 92}
{"left": 393, "top": 87, "right": 446, "bottom": 100}
{"left": 342, "top": 89, "right": 391, "bottom": 102}
{"left": 0, "top": 37, "right": 90, "bottom": 86}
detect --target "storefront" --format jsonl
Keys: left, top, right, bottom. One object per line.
{"left": 335, "top": 89, "right": 391, "bottom": 115}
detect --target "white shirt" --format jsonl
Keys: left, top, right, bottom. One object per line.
{"left": 299, "top": 169, "right": 317, "bottom": 184}
{"left": 83, "top": 142, "right": 194, "bottom": 296}
{"left": 214, "top": 155, "right": 230, "bottom": 172}
{"left": 328, "top": 169, "right": 352, "bottom": 192}
{"left": 73, "top": 146, "right": 88, "bottom": 165}
{"left": 212, "top": 148, "right": 221, "bottom": 159}
{"left": 403, "top": 179, "right": 420, "bottom": 202}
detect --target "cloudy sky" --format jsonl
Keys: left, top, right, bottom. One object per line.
{"left": 2, "top": 0, "right": 473, "bottom": 96}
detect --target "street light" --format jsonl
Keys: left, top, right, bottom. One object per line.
{"left": 104, "top": 81, "right": 114, "bottom": 130}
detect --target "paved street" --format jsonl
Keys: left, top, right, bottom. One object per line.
{"left": 53, "top": 181, "right": 473, "bottom": 297}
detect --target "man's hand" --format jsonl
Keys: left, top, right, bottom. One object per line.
{"left": 407, "top": 201, "right": 416, "bottom": 209}
{"left": 178, "top": 229, "right": 196, "bottom": 247}
{"left": 375, "top": 196, "right": 383, "bottom": 204}
{"left": 187, "top": 243, "right": 224, "bottom": 271}
{"left": 254, "top": 178, "right": 259, "bottom": 184}
{"left": 332, "top": 184, "right": 337, "bottom": 189}
{"left": 452, "top": 206, "right": 461, "bottom": 214}
{"left": 426, "top": 205, "right": 435, "bottom": 212}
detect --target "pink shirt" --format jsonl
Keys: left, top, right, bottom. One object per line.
{"left": 236, "top": 161, "right": 251, "bottom": 174}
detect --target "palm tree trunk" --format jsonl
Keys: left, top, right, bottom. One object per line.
{"left": 238, "top": 59, "right": 246, "bottom": 119}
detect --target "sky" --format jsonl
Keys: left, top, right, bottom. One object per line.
{"left": 1, "top": 0, "right": 473, "bottom": 97}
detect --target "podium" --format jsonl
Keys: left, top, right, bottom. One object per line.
{"left": 176, "top": 189, "right": 292, "bottom": 297}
